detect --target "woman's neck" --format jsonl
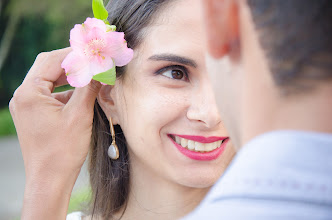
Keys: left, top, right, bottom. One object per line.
{"left": 116, "top": 159, "right": 211, "bottom": 220}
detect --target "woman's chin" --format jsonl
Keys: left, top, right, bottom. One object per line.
{"left": 174, "top": 171, "right": 222, "bottom": 189}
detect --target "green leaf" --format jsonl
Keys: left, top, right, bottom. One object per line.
{"left": 92, "top": 0, "right": 108, "bottom": 20}
{"left": 106, "top": 24, "right": 116, "bottom": 32}
{"left": 92, "top": 66, "right": 116, "bottom": 85}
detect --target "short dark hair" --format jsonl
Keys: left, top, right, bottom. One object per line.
{"left": 247, "top": 0, "right": 332, "bottom": 93}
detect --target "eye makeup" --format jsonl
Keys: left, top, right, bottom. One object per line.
{"left": 155, "top": 64, "right": 189, "bottom": 81}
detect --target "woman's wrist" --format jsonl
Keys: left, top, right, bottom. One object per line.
{"left": 22, "top": 169, "right": 80, "bottom": 220}
{"left": 25, "top": 165, "right": 81, "bottom": 195}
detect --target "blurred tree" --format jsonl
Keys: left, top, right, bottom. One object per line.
{"left": 0, "top": 0, "right": 94, "bottom": 107}
{"left": 0, "top": 0, "right": 18, "bottom": 73}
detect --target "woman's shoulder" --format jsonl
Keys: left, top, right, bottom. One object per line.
{"left": 67, "top": 212, "right": 98, "bottom": 220}
{"left": 66, "top": 212, "right": 84, "bottom": 220}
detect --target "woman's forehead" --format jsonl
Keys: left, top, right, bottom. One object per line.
{"left": 139, "top": 0, "right": 204, "bottom": 57}
{"left": 152, "top": 0, "right": 203, "bottom": 33}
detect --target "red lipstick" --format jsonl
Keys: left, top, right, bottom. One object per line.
{"left": 174, "top": 134, "right": 228, "bottom": 143}
{"left": 168, "top": 134, "right": 229, "bottom": 161}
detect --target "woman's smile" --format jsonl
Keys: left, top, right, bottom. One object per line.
{"left": 96, "top": 0, "right": 236, "bottom": 216}
{"left": 168, "top": 134, "right": 229, "bottom": 161}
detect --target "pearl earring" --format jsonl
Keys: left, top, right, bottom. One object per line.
{"left": 107, "top": 117, "right": 119, "bottom": 160}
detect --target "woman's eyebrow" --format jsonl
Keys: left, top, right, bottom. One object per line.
{"left": 148, "top": 53, "right": 197, "bottom": 68}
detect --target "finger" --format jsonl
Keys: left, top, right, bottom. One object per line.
{"left": 51, "top": 73, "right": 70, "bottom": 92}
{"left": 26, "top": 48, "right": 72, "bottom": 81}
{"left": 25, "top": 48, "right": 72, "bottom": 92}
{"left": 24, "top": 51, "right": 50, "bottom": 77}
{"left": 53, "top": 73, "right": 69, "bottom": 88}
{"left": 66, "top": 80, "right": 102, "bottom": 113}
{"left": 52, "top": 90, "right": 74, "bottom": 104}
{"left": 8, "top": 98, "right": 16, "bottom": 119}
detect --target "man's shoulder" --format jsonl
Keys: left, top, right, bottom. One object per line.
{"left": 182, "top": 130, "right": 332, "bottom": 219}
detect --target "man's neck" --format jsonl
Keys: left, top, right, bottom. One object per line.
{"left": 242, "top": 84, "right": 332, "bottom": 146}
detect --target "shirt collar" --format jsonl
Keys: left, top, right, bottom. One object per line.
{"left": 209, "top": 130, "right": 332, "bottom": 205}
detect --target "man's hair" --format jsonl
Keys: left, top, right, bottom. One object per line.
{"left": 247, "top": 0, "right": 332, "bottom": 93}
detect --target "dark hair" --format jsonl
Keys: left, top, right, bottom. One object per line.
{"left": 89, "top": 0, "right": 174, "bottom": 219}
{"left": 247, "top": 0, "right": 332, "bottom": 93}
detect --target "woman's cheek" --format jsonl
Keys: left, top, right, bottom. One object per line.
{"left": 148, "top": 90, "right": 188, "bottom": 122}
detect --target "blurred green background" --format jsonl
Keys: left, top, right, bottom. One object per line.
{"left": 0, "top": 0, "right": 92, "bottom": 135}
{"left": 1, "top": 0, "right": 95, "bottom": 218}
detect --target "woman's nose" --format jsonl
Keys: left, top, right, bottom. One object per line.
{"left": 186, "top": 81, "right": 221, "bottom": 128}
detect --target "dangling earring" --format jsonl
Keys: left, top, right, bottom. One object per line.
{"left": 108, "top": 117, "right": 119, "bottom": 160}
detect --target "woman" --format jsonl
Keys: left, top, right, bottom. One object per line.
{"left": 10, "top": 0, "right": 235, "bottom": 219}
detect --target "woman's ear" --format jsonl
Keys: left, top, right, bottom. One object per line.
{"left": 201, "top": 0, "right": 240, "bottom": 59}
{"left": 97, "top": 85, "right": 120, "bottom": 125}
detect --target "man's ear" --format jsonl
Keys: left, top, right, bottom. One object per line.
{"left": 97, "top": 85, "right": 120, "bottom": 125}
{"left": 201, "top": 0, "right": 240, "bottom": 59}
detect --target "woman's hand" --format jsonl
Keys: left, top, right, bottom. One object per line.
{"left": 9, "top": 48, "right": 101, "bottom": 219}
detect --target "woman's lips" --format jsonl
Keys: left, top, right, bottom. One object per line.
{"left": 174, "top": 134, "right": 228, "bottom": 143}
{"left": 168, "top": 134, "right": 229, "bottom": 161}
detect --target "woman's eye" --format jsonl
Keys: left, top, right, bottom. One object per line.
{"left": 161, "top": 69, "right": 186, "bottom": 80}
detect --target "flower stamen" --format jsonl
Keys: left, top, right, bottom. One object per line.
{"left": 84, "top": 38, "right": 106, "bottom": 58}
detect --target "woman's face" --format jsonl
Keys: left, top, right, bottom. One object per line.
{"left": 109, "top": 0, "right": 235, "bottom": 188}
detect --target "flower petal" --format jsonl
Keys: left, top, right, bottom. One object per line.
{"left": 84, "top": 17, "right": 107, "bottom": 32}
{"left": 89, "top": 55, "right": 114, "bottom": 76}
{"left": 63, "top": 17, "right": 133, "bottom": 87}
{"left": 69, "top": 24, "right": 88, "bottom": 54}
{"left": 85, "top": 26, "right": 107, "bottom": 44}
{"left": 61, "top": 51, "right": 92, "bottom": 87}
{"left": 104, "top": 32, "right": 134, "bottom": 66}
{"left": 67, "top": 67, "right": 92, "bottom": 87}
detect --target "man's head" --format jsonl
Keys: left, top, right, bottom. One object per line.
{"left": 202, "top": 0, "right": 332, "bottom": 149}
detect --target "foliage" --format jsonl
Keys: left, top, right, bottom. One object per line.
{"left": 53, "top": 84, "right": 73, "bottom": 93}
{"left": 0, "top": 0, "right": 97, "bottom": 108}
{"left": 92, "top": 0, "right": 108, "bottom": 21}
{"left": 92, "top": 66, "right": 116, "bottom": 85}
{"left": 68, "top": 186, "right": 92, "bottom": 214}
{"left": 0, "top": 107, "right": 16, "bottom": 136}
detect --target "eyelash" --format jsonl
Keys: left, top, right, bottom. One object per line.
{"left": 155, "top": 65, "right": 189, "bottom": 81}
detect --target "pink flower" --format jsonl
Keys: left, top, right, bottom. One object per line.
{"left": 61, "top": 17, "right": 133, "bottom": 87}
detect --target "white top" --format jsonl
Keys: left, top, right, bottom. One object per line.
{"left": 66, "top": 212, "right": 83, "bottom": 220}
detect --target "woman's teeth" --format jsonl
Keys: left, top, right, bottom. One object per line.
{"left": 174, "top": 136, "right": 223, "bottom": 152}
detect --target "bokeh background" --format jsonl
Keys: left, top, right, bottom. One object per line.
{"left": 0, "top": 0, "right": 96, "bottom": 218}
